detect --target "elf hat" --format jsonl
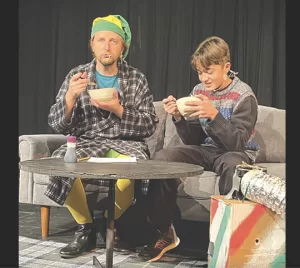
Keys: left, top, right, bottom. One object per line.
{"left": 91, "top": 15, "right": 131, "bottom": 59}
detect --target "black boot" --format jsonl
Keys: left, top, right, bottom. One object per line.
{"left": 60, "top": 223, "right": 96, "bottom": 258}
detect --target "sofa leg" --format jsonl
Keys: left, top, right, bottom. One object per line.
{"left": 41, "top": 206, "right": 50, "bottom": 238}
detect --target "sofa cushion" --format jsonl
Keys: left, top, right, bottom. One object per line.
{"left": 255, "top": 162, "right": 286, "bottom": 179}
{"left": 33, "top": 173, "right": 50, "bottom": 185}
{"left": 33, "top": 183, "right": 62, "bottom": 207}
{"left": 176, "top": 198, "right": 211, "bottom": 222}
{"left": 177, "top": 171, "right": 218, "bottom": 222}
{"left": 164, "top": 114, "right": 184, "bottom": 148}
{"left": 145, "top": 101, "right": 167, "bottom": 158}
{"left": 177, "top": 171, "right": 218, "bottom": 199}
{"left": 255, "top": 105, "right": 285, "bottom": 163}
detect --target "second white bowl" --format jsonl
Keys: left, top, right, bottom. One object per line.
{"left": 176, "top": 96, "right": 199, "bottom": 117}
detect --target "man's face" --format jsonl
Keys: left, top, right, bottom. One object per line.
{"left": 90, "top": 31, "right": 124, "bottom": 67}
{"left": 196, "top": 62, "right": 230, "bottom": 91}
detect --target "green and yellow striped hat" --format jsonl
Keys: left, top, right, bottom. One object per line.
{"left": 91, "top": 15, "right": 131, "bottom": 59}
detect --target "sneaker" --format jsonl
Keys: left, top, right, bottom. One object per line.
{"left": 138, "top": 224, "right": 180, "bottom": 262}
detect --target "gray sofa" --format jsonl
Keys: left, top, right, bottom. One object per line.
{"left": 18, "top": 101, "right": 286, "bottom": 237}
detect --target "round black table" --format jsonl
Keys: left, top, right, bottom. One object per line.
{"left": 19, "top": 157, "right": 204, "bottom": 268}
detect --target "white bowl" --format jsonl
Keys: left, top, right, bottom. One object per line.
{"left": 87, "top": 88, "right": 115, "bottom": 102}
{"left": 176, "top": 96, "right": 199, "bottom": 117}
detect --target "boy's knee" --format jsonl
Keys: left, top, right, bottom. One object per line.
{"left": 153, "top": 148, "right": 180, "bottom": 162}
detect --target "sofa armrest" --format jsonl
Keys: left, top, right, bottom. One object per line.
{"left": 19, "top": 134, "right": 66, "bottom": 161}
{"left": 19, "top": 134, "right": 66, "bottom": 204}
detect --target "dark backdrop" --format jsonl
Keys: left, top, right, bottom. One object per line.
{"left": 19, "top": 0, "right": 285, "bottom": 136}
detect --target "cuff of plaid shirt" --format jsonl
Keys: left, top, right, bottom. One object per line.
{"left": 62, "top": 114, "right": 74, "bottom": 127}
{"left": 60, "top": 98, "right": 78, "bottom": 127}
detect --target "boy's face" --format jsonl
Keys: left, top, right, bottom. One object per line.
{"left": 196, "top": 62, "right": 231, "bottom": 91}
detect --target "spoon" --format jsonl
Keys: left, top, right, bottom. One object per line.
{"left": 79, "top": 76, "right": 97, "bottom": 86}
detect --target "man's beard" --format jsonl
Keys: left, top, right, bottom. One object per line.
{"left": 99, "top": 56, "right": 117, "bottom": 67}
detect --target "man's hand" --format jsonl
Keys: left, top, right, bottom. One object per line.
{"left": 184, "top": 94, "right": 218, "bottom": 120}
{"left": 66, "top": 72, "right": 90, "bottom": 101}
{"left": 64, "top": 72, "right": 90, "bottom": 121}
{"left": 90, "top": 90, "right": 124, "bottom": 118}
{"left": 163, "top": 95, "right": 182, "bottom": 120}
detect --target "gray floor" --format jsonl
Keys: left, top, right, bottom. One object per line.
{"left": 19, "top": 203, "right": 79, "bottom": 244}
{"left": 19, "top": 203, "right": 210, "bottom": 263}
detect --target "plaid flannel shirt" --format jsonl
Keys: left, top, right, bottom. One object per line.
{"left": 45, "top": 58, "right": 158, "bottom": 206}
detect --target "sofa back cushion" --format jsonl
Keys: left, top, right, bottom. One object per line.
{"left": 164, "top": 113, "right": 184, "bottom": 148}
{"left": 255, "top": 105, "right": 285, "bottom": 163}
{"left": 145, "top": 101, "right": 167, "bottom": 158}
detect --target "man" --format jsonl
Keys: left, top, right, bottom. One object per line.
{"left": 138, "top": 36, "right": 259, "bottom": 262}
{"left": 45, "top": 14, "right": 158, "bottom": 258}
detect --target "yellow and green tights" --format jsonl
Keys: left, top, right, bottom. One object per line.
{"left": 64, "top": 149, "right": 134, "bottom": 224}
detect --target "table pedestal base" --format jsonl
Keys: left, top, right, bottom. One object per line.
{"left": 93, "top": 256, "right": 104, "bottom": 267}
{"left": 93, "top": 179, "right": 116, "bottom": 268}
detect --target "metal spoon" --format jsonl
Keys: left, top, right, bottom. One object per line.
{"left": 79, "top": 76, "right": 97, "bottom": 86}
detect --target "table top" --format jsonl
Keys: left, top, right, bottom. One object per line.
{"left": 19, "top": 157, "right": 204, "bottom": 180}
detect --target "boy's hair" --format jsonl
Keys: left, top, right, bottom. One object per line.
{"left": 191, "top": 36, "right": 230, "bottom": 70}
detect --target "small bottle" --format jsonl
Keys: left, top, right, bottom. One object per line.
{"left": 64, "top": 136, "right": 77, "bottom": 163}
